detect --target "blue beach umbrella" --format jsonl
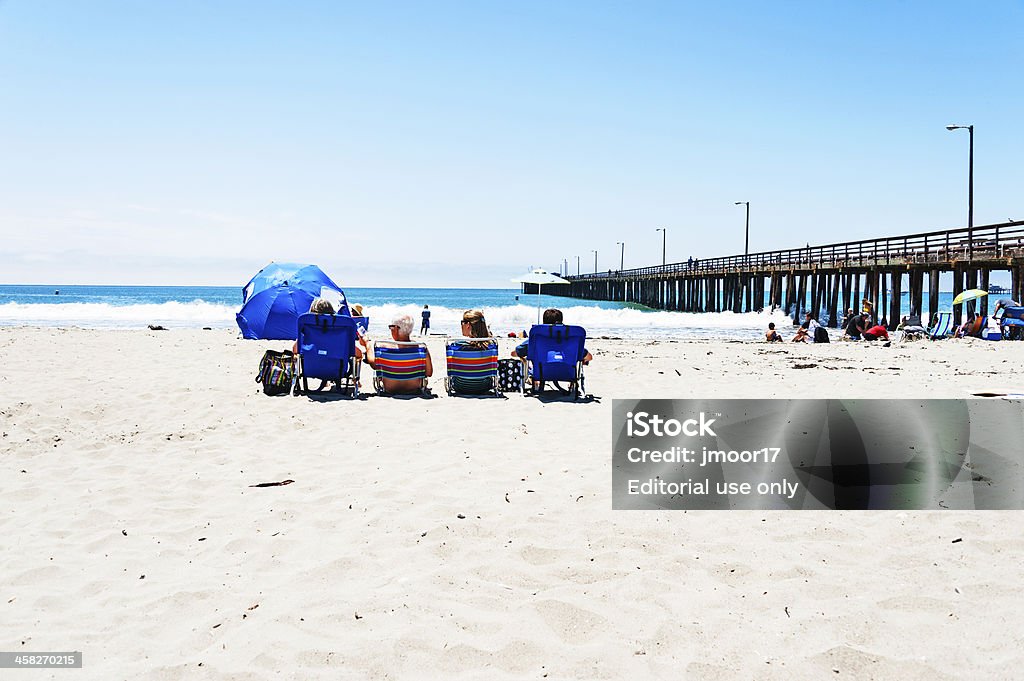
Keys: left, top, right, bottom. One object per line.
{"left": 236, "top": 263, "right": 349, "bottom": 340}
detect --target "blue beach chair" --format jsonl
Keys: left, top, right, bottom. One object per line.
{"left": 523, "top": 324, "right": 588, "bottom": 400}
{"left": 294, "top": 313, "right": 361, "bottom": 397}
{"left": 929, "top": 312, "right": 954, "bottom": 340}
{"left": 998, "top": 306, "right": 1024, "bottom": 340}
{"left": 445, "top": 340, "right": 501, "bottom": 397}
{"left": 373, "top": 341, "right": 430, "bottom": 395}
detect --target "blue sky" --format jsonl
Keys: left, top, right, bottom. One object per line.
{"left": 1, "top": 1, "right": 1021, "bottom": 286}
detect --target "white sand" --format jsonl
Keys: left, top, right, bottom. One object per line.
{"left": 2, "top": 328, "right": 1023, "bottom": 679}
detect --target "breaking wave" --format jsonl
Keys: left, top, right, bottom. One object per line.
{"left": 0, "top": 300, "right": 794, "bottom": 339}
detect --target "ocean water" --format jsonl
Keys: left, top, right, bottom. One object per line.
{"left": 0, "top": 285, "right": 965, "bottom": 340}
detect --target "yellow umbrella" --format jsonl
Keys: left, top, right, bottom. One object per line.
{"left": 952, "top": 288, "right": 988, "bottom": 305}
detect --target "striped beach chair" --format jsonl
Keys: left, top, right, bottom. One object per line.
{"left": 445, "top": 340, "right": 501, "bottom": 396}
{"left": 372, "top": 341, "right": 430, "bottom": 395}
{"left": 929, "top": 312, "right": 953, "bottom": 340}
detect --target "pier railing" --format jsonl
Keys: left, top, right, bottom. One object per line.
{"left": 568, "top": 220, "right": 1024, "bottom": 280}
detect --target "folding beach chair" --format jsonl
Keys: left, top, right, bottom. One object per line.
{"left": 998, "top": 306, "right": 1024, "bottom": 340}
{"left": 373, "top": 341, "right": 430, "bottom": 395}
{"left": 523, "top": 324, "right": 587, "bottom": 400}
{"left": 445, "top": 339, "right": 501, "bottom": 397}
{"left": 352, "top": 316, "right": 370, "bottom": 337}
{"left": 294, "top": 313, "right": 361, "bottom": 397}
{"left": 929, "top": 312, "right": 953, "bottom": 341}
{"left": 897, "top": 314, "right": 928, "bottom": 343}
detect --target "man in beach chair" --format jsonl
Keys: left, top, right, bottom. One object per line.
{"left": 512, "top": 309, "right": 590, "bottom": 400}
{"left": 928, "top": 312, "right": 954, "bottom": 340}
{"left": 293, "top": 312, "right": 361, "bottom": 397}
{"left": 363, "top": 313, "right": 432, "bottom": 395}
{"left": 445, "top": 310, "right": 501, "bottom": 396}
{"left": 997, "top": 305, "right": 1024, "bottom": 340}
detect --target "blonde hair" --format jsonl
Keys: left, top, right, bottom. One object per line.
{"left": 462, "top": 309, "right": 489, "bottom": 338}
{"left": 309, "top": 298, "right": 335, "bottom": 315}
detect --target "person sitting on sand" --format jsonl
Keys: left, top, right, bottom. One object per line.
{"left": 863, "top": 323, "right": 889, "bottom": 341}
{"left": 791, "top": 312, "right": 819, "bottom": 343}
{"left": 839, "top": 308, "right": 855, "bottom": 331}
{"left": 361, "top": 313, "right": 433, "bottom": 393}
{"left": 512, "top": 308, "right": 593, "bottom": 364}
{"left": 765, "top": 322, "right": 783, "bottom": 342}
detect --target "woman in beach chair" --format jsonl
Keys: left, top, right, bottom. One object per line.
{"left": 362, "top": 313, "right": 432, "bottom": 395}
{"left": 512, "top": 309, "right": 590, "bottom": 400}
{"left": 445, "top": 310, "right": 501, "bottom": 396}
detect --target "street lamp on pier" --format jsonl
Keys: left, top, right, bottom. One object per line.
{"left": 734, "top": 201, "right": 750, "bottom": 256}
{"left": 616, "top": 242, "right": 624, "bottom": 271}
{"left": 946, "top": 124, "right": 974, "bottom": 260}
{"left": 655, "top": 228, "right": 666, "bottom": 266}
{"left": 591, "top": 250, "right": 598, "bottom": 274}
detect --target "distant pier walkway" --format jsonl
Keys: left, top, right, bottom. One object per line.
{"left": 528, "top": 221, "right": 1024, "bottom": 329}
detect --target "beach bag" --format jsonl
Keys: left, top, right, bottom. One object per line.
{"left": 497, "top": 358, "right": 523, "bottom": 392}
{"left": 813, "top": 326, "right": 830, "bottom": 343}
{"left": 256, "top": 350, "right": 294, "bottom": 396}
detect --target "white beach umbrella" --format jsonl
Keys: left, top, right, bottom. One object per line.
{"left": 511, "top": 269, "right": 570, "bottom": 323}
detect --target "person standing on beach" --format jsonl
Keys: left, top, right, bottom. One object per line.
{"left": 420, "top": 305, "right": 430, "bottom": 335}
{"left": 861, "top": 299, "right": 874, "bottom": 324}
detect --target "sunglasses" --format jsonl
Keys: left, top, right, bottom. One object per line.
{"left": 388, "top": 324, "right": 399, "bottom": 329}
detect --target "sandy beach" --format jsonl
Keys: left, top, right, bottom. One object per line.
{"left": 1, "top": 328, "right": 1023, "bottom": 679}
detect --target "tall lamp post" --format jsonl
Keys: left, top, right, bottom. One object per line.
{"left": 576, "top": 255, "right": 580, "bottom": 276}
{"left": 655, "top": 227, "right": 666, "bottom": 266}
{"left": 946, "top": 124, "right": 974, "bottom": 260}
{"left": 616, "top": 241, "right": 625, "bottom": 270}
{"left": 592, "top": 249, "right": 598, "bottom": 274}
{"left": 734, "top": 201, "right": 750, "bottom": 256}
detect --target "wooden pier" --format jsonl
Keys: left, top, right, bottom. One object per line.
{"left": 526, "top": 221, "right": 1024, "bottom": 329}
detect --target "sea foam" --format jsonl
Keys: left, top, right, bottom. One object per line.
{"left": 0, "top": 300, "right": 795, "bottom": 339}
